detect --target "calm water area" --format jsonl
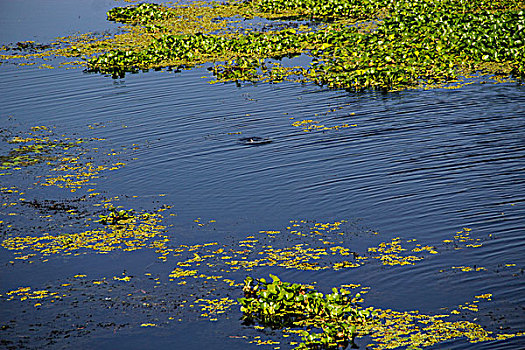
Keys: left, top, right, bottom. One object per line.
{"left": 1, "top": 1, "right": 524, "bottom": 349}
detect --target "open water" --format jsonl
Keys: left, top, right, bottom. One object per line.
{"left": 1, "top": 1, "right": 524, "bottom": 349}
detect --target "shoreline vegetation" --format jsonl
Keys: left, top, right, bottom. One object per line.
{"left": 0, "top": 0, "right": 523, "bottom": 91}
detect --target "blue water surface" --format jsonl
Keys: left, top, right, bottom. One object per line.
{"left": 0, "top": 1, "right": 524, "bottom": 349}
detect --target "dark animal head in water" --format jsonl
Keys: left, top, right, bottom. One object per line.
{"left": 239, "top": 137, "right": 272, "bottom": 145}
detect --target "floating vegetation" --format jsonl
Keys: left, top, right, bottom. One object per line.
{"left": 236, "top": 274, "right": 525, "bottom": 349}
{"left": 255, "top": 0, "right": 392, "bottom": 21}
{"left": 0, "top": 125, "right": 122, "bottom": 199}
{"left": 442, "top": 227, "right": 485, "bottom": 249}
{"left": 169, "top": 268, "right": 198, "bottom": 279}
{"left": 239, "top": 274, "right": 375, "bottom": 349}
{"left": 140, "top": 323, "right": 157, "bottom": 327}
{"left": 362, "top": 307, "right": 525, "bottom": 349}
{"left": 1, "top": 207, "right": 169, "bottom": 257}
{"left": 0, "top": 124, "right": 172, "bottom": 262}
{"left": 3, "top": 286, "right": 61, "bottom": 303}
{"left": 197, "top": 297, "right": 237, "bottom": 321}
{"left": 106, "top": 3, "right": 174, "bottom": 24}
{"left": 451, "top": 265, "right": 487, "bottom": 272}
{"left": 193, "top": 217, "right": 216, "bottom": 227}
{"left": 2, "top": 224, "right": 523, "bottom": 349}
{"left": 0, "top": 272, "right": 191, "bottom": 347}
{"left": 41, "top": 153, "right": 126, "bottom": 192}
{"left": 1, "top": 125, "right": 524, "bottom": 349}
{"left": 0, "top": 126, "right": 84, "bottom": 173}
{"left": 1, "top": 0, "right": 523, "bottom": 91}
{"left": 291, "top": 119, "right": 357, "bottom": 132}
{"left": 113, "top": 274, "right": 132, "bottom": 282}
{"left": 368, "top": 237, "right": 425, "bottom": 266}
{"left": 97, "top": 206, "right": 134, "bottom": 225}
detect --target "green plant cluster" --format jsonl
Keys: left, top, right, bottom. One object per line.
{"left": 87, "top": 29, "right": 306, "bottom": 76}
{"left": 310, "top": 2, "right": 525, "bottom": 89}
{"left": 255, "top": 0, "right": 391, "bottom": 21}
{"left": 238, "top": 274, "right": 375, "bottom": 349}
{"left": 106, "top": 3, "right": 173, "bottom": 24}
{"left": 97, "top": 207, "right": 134, "bottom": 225}
{"left": 84, "top": 0, "right": 525, "bottom": 90}
{"left": 153, "top": 29, "right": 305, "bottom": 59}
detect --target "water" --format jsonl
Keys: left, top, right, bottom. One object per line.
{"left": 1, "top": 1, "right": 524, "bottom": 349}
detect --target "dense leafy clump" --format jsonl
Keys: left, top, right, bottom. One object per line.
{"left": 310, "top": 7, "right": 525, "bottom": 89}
{"left": 239, "top": 274, "right": 375, "bottom": 349}
{"left": 88, "top": 29, "right": 307, "bottom": 76}
{"left": 106, "top": 3, "right": 173, "bottom": 24}
{"left": 255, "top": 0, "right": 524, "bottom": 20}
{"left": 3, "top": 0, "right": 523, "bottom": 91}
{"left": 255, "top": 0, "right": 392, "bottom": 21}
{"left": 86, "top": 0, "right": 525, "bottom": 90}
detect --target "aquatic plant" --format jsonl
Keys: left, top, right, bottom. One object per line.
{"left": 239, "top": 274, "right": 375, "bottom": 349}
{"left": 87, "top": 0, "right": 525, "bottom": 90}
{"left": 310, "top": 1, "right": 525, "bottom": 90}
{"left": 0, "top": 126, "right": 83, "bottom": 171}
{"left": 106, "top": 3, "right": 173, "bottom": 24}
{"left": 2, "top": 207, "right": 168, "bottom": 256}
{"left": 97, "top": 206, "right": 134, "bottom": 225}
{"left": 255, "top": 0, "right": 392, "bottom": 21}
{"left": 87, "top": 28, "right": 307, "bottom": 77}
{"left": 1, "top": 125, "right": 524, "bottom": 348}
{"left": 2, "top": 0, "right": 523, "bottom": 91}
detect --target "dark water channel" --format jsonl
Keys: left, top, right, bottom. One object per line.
{"left": 1, "top": 1, "right": 524, "bottom": 349}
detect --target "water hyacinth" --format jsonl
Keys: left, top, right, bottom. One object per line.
{"left": 1, "top": 0, "right": 522, "bottom": 91}
{"left": 84, "top": 0, "right": 525, "bottom": 90}
{"left": 239, "top": 274, "right": 376, "bottom": 349}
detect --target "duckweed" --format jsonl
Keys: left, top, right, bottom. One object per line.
{"left": 291, "top": 119, "right": 357, "bottom": 132}
{"left": 362, "top": 307, "right": 525, "bottom": 349}
{"left": 3, "top": 286, "right": 61, "bottom": 302}
{"left": 368, "top": 237, "right": 425, "bottom": 266}
{"left": 197, "top": 297, "right": 236, "bottom": 319}
{"left": 2, "top": 214, "right": 524, "bottom": 349}
{"left": 1, "top": 209, "right": 168, "bottom": 256}
{"left": 451, "top": 266, "right": 487, "bottom": 272}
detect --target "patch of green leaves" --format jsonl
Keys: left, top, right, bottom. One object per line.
{"left": 87, "top": 29, "right": 306, "bottom": 76}
{"left": 87, "top": 0, "right": 525, "bottom": 91}
{"left": 107, "top": 3, "right": 173, "bottom": 24}
{"left": 239, "top": 274, "right": 375, "bottom": 349}
{"left": 255, "top": 0, "right": 391, "bottom": 21}
{"left": 309, "top": 2, "right": 525, "bottom": 90}
{"left": 97, "top": 206, "right": 134, "bottom": 225}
